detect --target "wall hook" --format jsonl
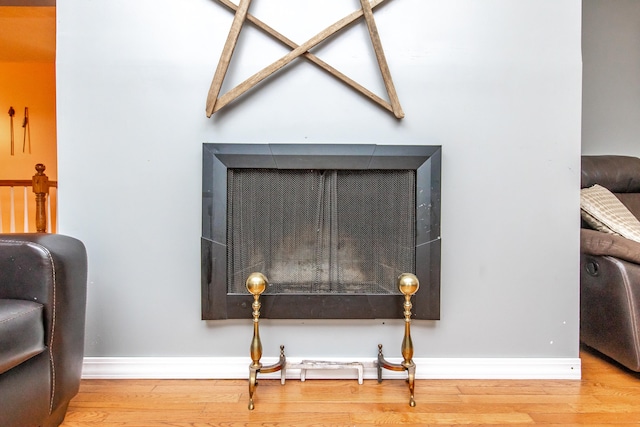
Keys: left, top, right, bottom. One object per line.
{"left": 8, "top": 106, "right": 15, "bottom": 155}
{"left": 22, "top": 107, "right": 31, "bottom": 154}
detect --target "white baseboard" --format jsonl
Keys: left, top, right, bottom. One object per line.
{"left": 81, "top": 356, "right": 581, "bottom": 380}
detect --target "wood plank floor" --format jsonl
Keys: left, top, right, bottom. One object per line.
{"left": 60, "top": 347, "right": 640, "bottom": 426}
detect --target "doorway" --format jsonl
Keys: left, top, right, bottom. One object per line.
{"left": 0, "top": 3, "right": 56, "bottom": 232}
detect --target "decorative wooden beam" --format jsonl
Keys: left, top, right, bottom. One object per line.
{"left": 359, "top": 0, "right": 404, "bottom": 118}
{"left": 206, "top": 0, "right": 252, "bottom": 117}
{"left": 214, "top": 0, "right": 394, "bottom": 114}
{"left": 206, "top": 0, "right": 404, "bottom": 118}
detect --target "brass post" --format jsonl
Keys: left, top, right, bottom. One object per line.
{"left": 245, "top": 272, "right": 285, "bottom": 410}
{"left": 377, "top": 272, "right": 419, "bottom": 407}
{"left": 32, "top": 163, "right": 50, "bottom": 233}
{"left": 399, "top": 273, "right": 418, "bottom": 367}
{"left": 247, "top": 273, "right": 265, "bottom": 371}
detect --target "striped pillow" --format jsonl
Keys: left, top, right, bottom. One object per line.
{"left": 580, "top": 184, "right": 640, "bottom": 243}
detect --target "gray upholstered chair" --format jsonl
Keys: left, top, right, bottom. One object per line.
{"left": 0, "top": 234, "right": 87, "bottom": 427}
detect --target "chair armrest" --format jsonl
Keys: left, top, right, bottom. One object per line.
{"left": 581, "top": 228, "right": 640, "bottom": 265}
{"left": 0, "top": 233, "right": 87, "bottom": 415}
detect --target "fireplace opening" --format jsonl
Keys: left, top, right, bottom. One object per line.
{"left": 202, "top": 144, "right": 441, "bottom": 320}
{"left": 227, "top": 168, "right": 415, "bottom": 296}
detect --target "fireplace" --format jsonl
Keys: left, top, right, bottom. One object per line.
{"left": 201, "top": 143, "right": 441, "bottom": 320}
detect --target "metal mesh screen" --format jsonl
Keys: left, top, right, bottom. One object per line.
{"left": 227, "top": 169, "right": 416, "bottom": 295}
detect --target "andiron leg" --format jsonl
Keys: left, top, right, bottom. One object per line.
{"left": 377, "top": 273, "right": 419, "bottom": 407}
{"left": 246, "top": 272, "right": 286, "bottom": 410}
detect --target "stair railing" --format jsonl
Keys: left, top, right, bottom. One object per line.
{"left": 0, "top": 164, "right": 57, "bottom": 233}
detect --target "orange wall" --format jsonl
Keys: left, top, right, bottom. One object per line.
{"left": 0, "top": 62, "right": 57, "bottom": 232}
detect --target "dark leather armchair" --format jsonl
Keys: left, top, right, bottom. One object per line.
{"left": 581, "top": 155, "right": 640, "bottom": 371}
{"left": 0, "top": 234, "right": 87, "bottom": 427}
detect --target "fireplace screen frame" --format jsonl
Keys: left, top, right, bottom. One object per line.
{"left": 201, "top": 143, "right": 441, "bottom": 320}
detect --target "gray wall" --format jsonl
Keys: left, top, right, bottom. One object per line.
{"left": 56, "top": 0, "right": 582, "bottom": 359}
{"left": 583, "top": 0, "right": 640, "bottom": 156}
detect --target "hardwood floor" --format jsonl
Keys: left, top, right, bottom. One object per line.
{"left": 60, "top": 348, "right": 640, "bottom": 426}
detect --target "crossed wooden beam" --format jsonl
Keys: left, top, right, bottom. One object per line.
{"left": 206, "top": 0, "right": 404, "bottom": 118}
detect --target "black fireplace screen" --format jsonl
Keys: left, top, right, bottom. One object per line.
{"left": 201, "top": 143, "right": 441, "bottom": 320}
{"left": 227, "top": 169, "right": 416, "bottom": 295}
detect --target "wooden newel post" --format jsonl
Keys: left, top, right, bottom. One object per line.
{"left": 32, "top": 163, "right": 50, "bottom": 233}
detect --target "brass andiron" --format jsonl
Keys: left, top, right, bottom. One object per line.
{"left": 377, "top": 273, "right": 419, "bottom": 407}
{"left": 246, "top": 272, "right": 285, "bottom": 410}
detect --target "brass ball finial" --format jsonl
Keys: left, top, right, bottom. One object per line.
{"left": 246, "top": 272, "right": 268, "bottom": 296}
{"left": 397, "top": 273, "right": 419, "bottom": 296}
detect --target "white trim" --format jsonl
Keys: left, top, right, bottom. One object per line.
{"left": 82, "top": 356, "right": 581, "bottom": 380}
